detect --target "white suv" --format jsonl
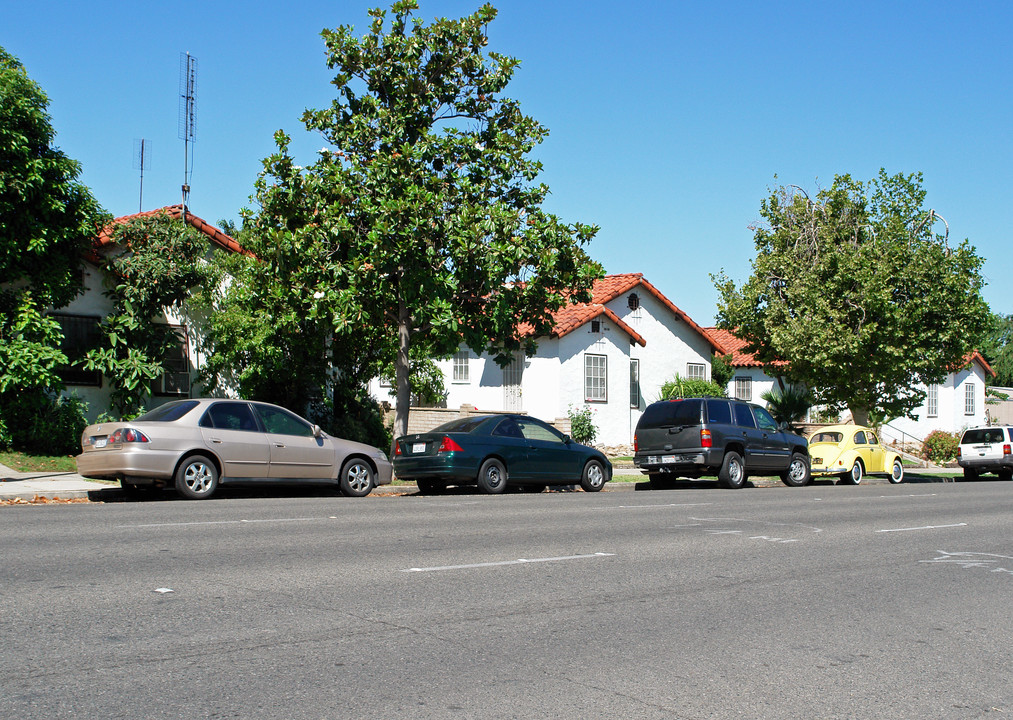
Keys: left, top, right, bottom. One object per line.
{"left": 957, "top": 426, "right": 1013, "bottom": 481}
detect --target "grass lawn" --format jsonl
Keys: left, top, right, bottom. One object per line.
{"left": 0, "top": 451, "right": 78, "bottom": 473}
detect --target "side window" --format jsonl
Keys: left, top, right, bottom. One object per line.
{"left": 254, "top": 404, "right": 313, "bottom": 437}
{"left": 733, "top": 403, "right": 756, "bottom": 429}
{"left": 867, "top": 432, "right": 879, "bottom": 446}
{"left": 753, "top": 406, "right": 778, "bottom": 432}
{"left": 518, "top": 418, "right": 565, "bottom": 444}
{"left": 854, "top": 431, "right": 867, "bottom": 445}
{"left": 492, "top": 418, "right": 523, "bottom": 439}
{"left": 706, "top": 399, "right": 732, "bottom": 425}
{"left": 206, "top": 402, "right": 259, "bottom": 432}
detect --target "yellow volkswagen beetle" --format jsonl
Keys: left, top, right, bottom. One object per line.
{"left": 808, "top": 424, "right": 904, "bottom": 484}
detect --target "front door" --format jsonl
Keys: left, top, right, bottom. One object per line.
{"left": 503, "top": 352, "right": 524, "bottom": 412}
{"left": 253, "top": 403, "right": 336, "bottom": 480}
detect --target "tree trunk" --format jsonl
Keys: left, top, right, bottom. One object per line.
{"left": 392, "top": 308, "right": 412, "bottom": 456}
{"left": 849, "top": 406, "right": 871, "bottom": 427}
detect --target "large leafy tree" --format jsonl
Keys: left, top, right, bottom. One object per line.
{"left": 980, "top": 312, "right": 1013, "bottom": 388}
{"left": 240, "top": 1, "right": 602, "bottom": 442}
{"left": 0, "top": 47, "right": 105, "bottom": 447}
{"left": 714, "top": 170, "right": 989, "bottom": 425}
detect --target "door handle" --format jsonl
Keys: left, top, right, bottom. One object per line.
{"left": 210, "top": 438, "right": 223, "bottom": 444}
{"left": 274, "top": 443, "right": 285, "bottom": 448}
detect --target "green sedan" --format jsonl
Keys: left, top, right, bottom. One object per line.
{"left": 393, "top": 414, "right": 612, "bottom": 494}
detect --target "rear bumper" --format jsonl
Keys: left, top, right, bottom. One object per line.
{"left": 392, "top": 455, "right": 479, "bottom": 482}
{"left": 75, "top": 447, "right": 178, "bottom": 481}
{"left": 958, "top": 457, "right": 1013, "bottom": 471}
{"left": 633, "top": 449, "right": 714, "bottom": 473}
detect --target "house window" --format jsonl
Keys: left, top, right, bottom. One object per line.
{"left": 686, "top": 363, "right": 706, "bottom": 381}
{"left": 926, "top": 385, "right": 938, "bottom": 418}
{"left": 965, "top": 382, "right": 975, "bottom": 415}
{"left": 585, "top": 354, "right": 607, "bottom": 402}
{"left": 51, "top": 313, "right": 103, "bottom": 386}
{"left": 154, "top": 326, "right": 190, "bottom": 396}
{"left": 452, "top": 350, "right": 469, "bottom": 382}
{"left": 590, "top": 320, "right": 601, "bottom": 334}
{"left": 630, "top": 359, "right": 640, "bottom": 408}
{"left": 734, "top": 377, "right": 752, "bottom": 402}
{"left": 628, "top": 293, "right": 640, "bottom": 310}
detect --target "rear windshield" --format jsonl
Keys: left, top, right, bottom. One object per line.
{"left": 811, "top": 431, "right": 844, "bottom": 444}
{"left": 961, "top": 427, "right": 1008, "bottom": 444}
{"left": 134, "top": 400, "right": 200, "bottom": 422}
{"left": 638, "top": 400, "right": 703, "bottom": 429}
{"left": 432, "top": 416, "right": 491, "bottom": 434}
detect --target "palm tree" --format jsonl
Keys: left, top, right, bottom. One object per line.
{"left": 760, "top": 385, "right": 813, "bottom": 427}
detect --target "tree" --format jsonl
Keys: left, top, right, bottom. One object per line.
{"left": 759, "top": 386, "right": 812, "bottom": 428}
{"left": 980, "top": 313, "right": 1013, "bottom": 388}
{"left": 714, "top": 170, "right": 989, "bottom": 426}
{"left": 242, "top": 1, "right": 602, "bottom": 445}
{"left": 0, "top": 47, "right": 105, "bottom": 449}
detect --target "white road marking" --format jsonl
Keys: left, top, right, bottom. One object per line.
{"left": 401, "top": 552, "right": 615, "bottom": 573}
{"left": 877, "top": 522, "right": 967, "bottom": 533}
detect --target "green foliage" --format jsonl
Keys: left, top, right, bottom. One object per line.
{"left": 660, "top": 375, "right": 726, "bottom": 400}
{"left": 567, "top": 405, "right": 598, "bottom": 445}
{"left": 922, "top": 429, "right": 960, "bottom": 464}
{"left": 710, "top": 353, "right": 735, "bottom": 390}
{"left": 85, "top": 211, "right": 211, "bottom": 416}
{"left": 980, "top": 313, "right": 1013, "bottom": 387}
{"left": 378, "top": 355, "right": 447, "bottom": 407}
{"left": 0, "top": 47, "right": 107, "bottom": 311}
{"left": 308, "top": 385, "right": 392, "bottom": 451}
{"left": 0, "top": 391, "right": 88, "bottom": 456}
{"left": 760, "top": 385, "right": 812, "bottom": 426}
{"left": 714, "top": 170, "right": 990, "bottom": 425}
{"left": 0, "top": 292, "right": 67, "bottom": 395}
{"left": 242, "top": 1, "right": 603, "bottom": 444}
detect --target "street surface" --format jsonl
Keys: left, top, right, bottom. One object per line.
{"left": 2, "top": 480, "right": 1011, "bottom": 719}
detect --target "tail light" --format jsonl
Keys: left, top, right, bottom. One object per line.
{"left": 633, "top": 434, "right": 638, "bottom": 453}
{"left": 1005, "top": 444, "right": 1011, "bottom": 457}
{"left": 437, "top": 436, "right": 464, "bottom": 453}
{"left": 394, "top": 443, "right": 402, "bottom": 456}
{"left": 110, "top": 428, "right": 150, "bottom": 444}
{"left": 700, "top": 429, "right": 712, "bottom": 448}
{"left": 957, "top": 447, "right": 962, "bottom": 459}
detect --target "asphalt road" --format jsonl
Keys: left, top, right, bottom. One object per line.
{"left": 2, "top": 480, "right": 1011, "bottom": 719}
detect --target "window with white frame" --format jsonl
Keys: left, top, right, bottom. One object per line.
{"left": 585, "top": 354, "right": 607, "bottom": 402}
{"left": 926, "top": 384, "right": 938, "bottom": 417}
{"left": 154, "top": 326, "right": 190, "bottom": 396}
{"left": 965, "top": 382, "right": 975, "bottom": 415}
{"left": 452, "top": 350, "right": 469, "bottom": 382}
{"left": 734, "top": 376, "right": 752, "bottom": 402}
{"left": 630, "top": 359, "right": 640, "bottom": 408}
{"left": 686, "top": 363, "right": 706, "bottom": 381}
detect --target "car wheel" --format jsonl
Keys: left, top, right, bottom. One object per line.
{"left": 522, "top": 484, "right": 547, "bottom": 493}
{"left": 580, "top": 460, "right": 607, "bottom": 492}
{"left": 477, "top": 458, "right": 508, "bottom": 494}
{"left": 416, "top": 478, "right": 446, "bottom": 495}
{"left": 175, "top": 455, "right": 218, "bottom": 500}
{"left": 339, "top": 458, "right": 374, "bottom": 497}
{"left": 961, "top": 467, "right": 978, "bottom": 481}
{"left": 718, "top": 451, "right": 746, "bottom": 489}
{"left": 889, "top": 458, "right": 904, "bottom": 484}
{"left": 780, "top": 452, "right": 811, "bottom": 487}
{"left": 842, "top": 460, "right": 863, "bottom": 485}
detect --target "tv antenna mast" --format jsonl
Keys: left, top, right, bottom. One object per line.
{"left": 178, "top": 52, "right": 197, "bottom": 218}
{"left": 132, "top": 138, "right": 151, "bottom": 213}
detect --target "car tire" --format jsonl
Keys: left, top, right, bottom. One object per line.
{"left": 718, "top": 451, "right": 746, "bottom": 489}
{"left": 175, "top": 455, "right": 219, "bottom": 500}
{"left": 889, "top": 458, "right": 904, "bottom": 484}
{"left": 780, "top": 452, "right": 811, "bottom": 487}
{"left": 580, "top": 460, "right": 607, "bottom": 492}
{"left": 339, "top": 458, "right": 375, "bottom": 497}
{"left": 416, "top": 478, "right": 445, "bottom": 495}
{"left": 841, "top": 460, "right": 863, "bottom": 485}
{"left": 962, "top": 467, "right": 978, "bottom": 481}
{"left": 477, "top": 459, "right": 508, "bottom": 494}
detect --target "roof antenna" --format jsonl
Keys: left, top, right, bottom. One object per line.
{"left": 178, "top": 52, "right": 197, "bottom": 220}
{"left": 132, "top": 138, "right": 150, "bottom": 213}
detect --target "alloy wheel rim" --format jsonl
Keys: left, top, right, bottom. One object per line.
{"left": 185, "top": 463, "right": 211, "bottom": 492}
{"left": 587, "top": 464, "right": 603, "bottom": 487}
{"left": 347, "top": 464, "right": 370, "bottom": 492}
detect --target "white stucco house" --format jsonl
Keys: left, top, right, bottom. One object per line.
{"left": 703, "top": 327, "right": 995, "bottom": 446}
{"left": 370, "top": 274, "right": 728, "bottom": 446}
{"left": 52, "top": 205, "right": 244, "bottom": 420}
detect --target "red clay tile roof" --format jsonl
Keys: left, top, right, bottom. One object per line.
{"left": 961, "top": 350, "right": 996, "bottom": 377}
{"left": 93, "top": 205, "right": 248, "bottom": 258}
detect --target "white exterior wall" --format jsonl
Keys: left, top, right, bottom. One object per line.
{"left": 722, "top": 367, "right": 778, "bottom": 406}
{"left": 881, "top": 363, "right": 990, "bottom": 444}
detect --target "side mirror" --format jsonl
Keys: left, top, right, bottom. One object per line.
{"left": 777, "top": 421, "right": 788, "bottom": 432}
{"left": 312, "top": 424, "right": 323, "bottom": 438}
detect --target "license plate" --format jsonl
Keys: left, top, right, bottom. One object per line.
{"left": 93, "top": 438, "right": 108, "bottom": 449}
{"left": 648, "top": 455, "right": 676, "bottom": 464}
{"left": 412, "top": 443, "right": 426, "bottom": 454}
{"left": 813, "top": 457, "right": 822, "bottom": 464}
{"left": 661, "top": 455, "right": 676, "bottom": 464}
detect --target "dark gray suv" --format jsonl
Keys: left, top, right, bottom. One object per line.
{"left": 633, "top": 397, "right": 810, "bottom": 488}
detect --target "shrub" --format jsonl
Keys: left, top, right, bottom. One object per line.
{"left": 660, "top": 375, "right": 726, "bottom": 400}
{"left": 923, "top": 430, "right": 960, "bottom": 464}
{"left": 0, "top": 390, "right": 89, "bottom": 456}
{"left": 568, "top": 405, "right": 598, "bottom": 445}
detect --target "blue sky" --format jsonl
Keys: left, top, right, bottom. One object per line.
{"left": 5, "top": 0, "right": 1010, "bottom": 324}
